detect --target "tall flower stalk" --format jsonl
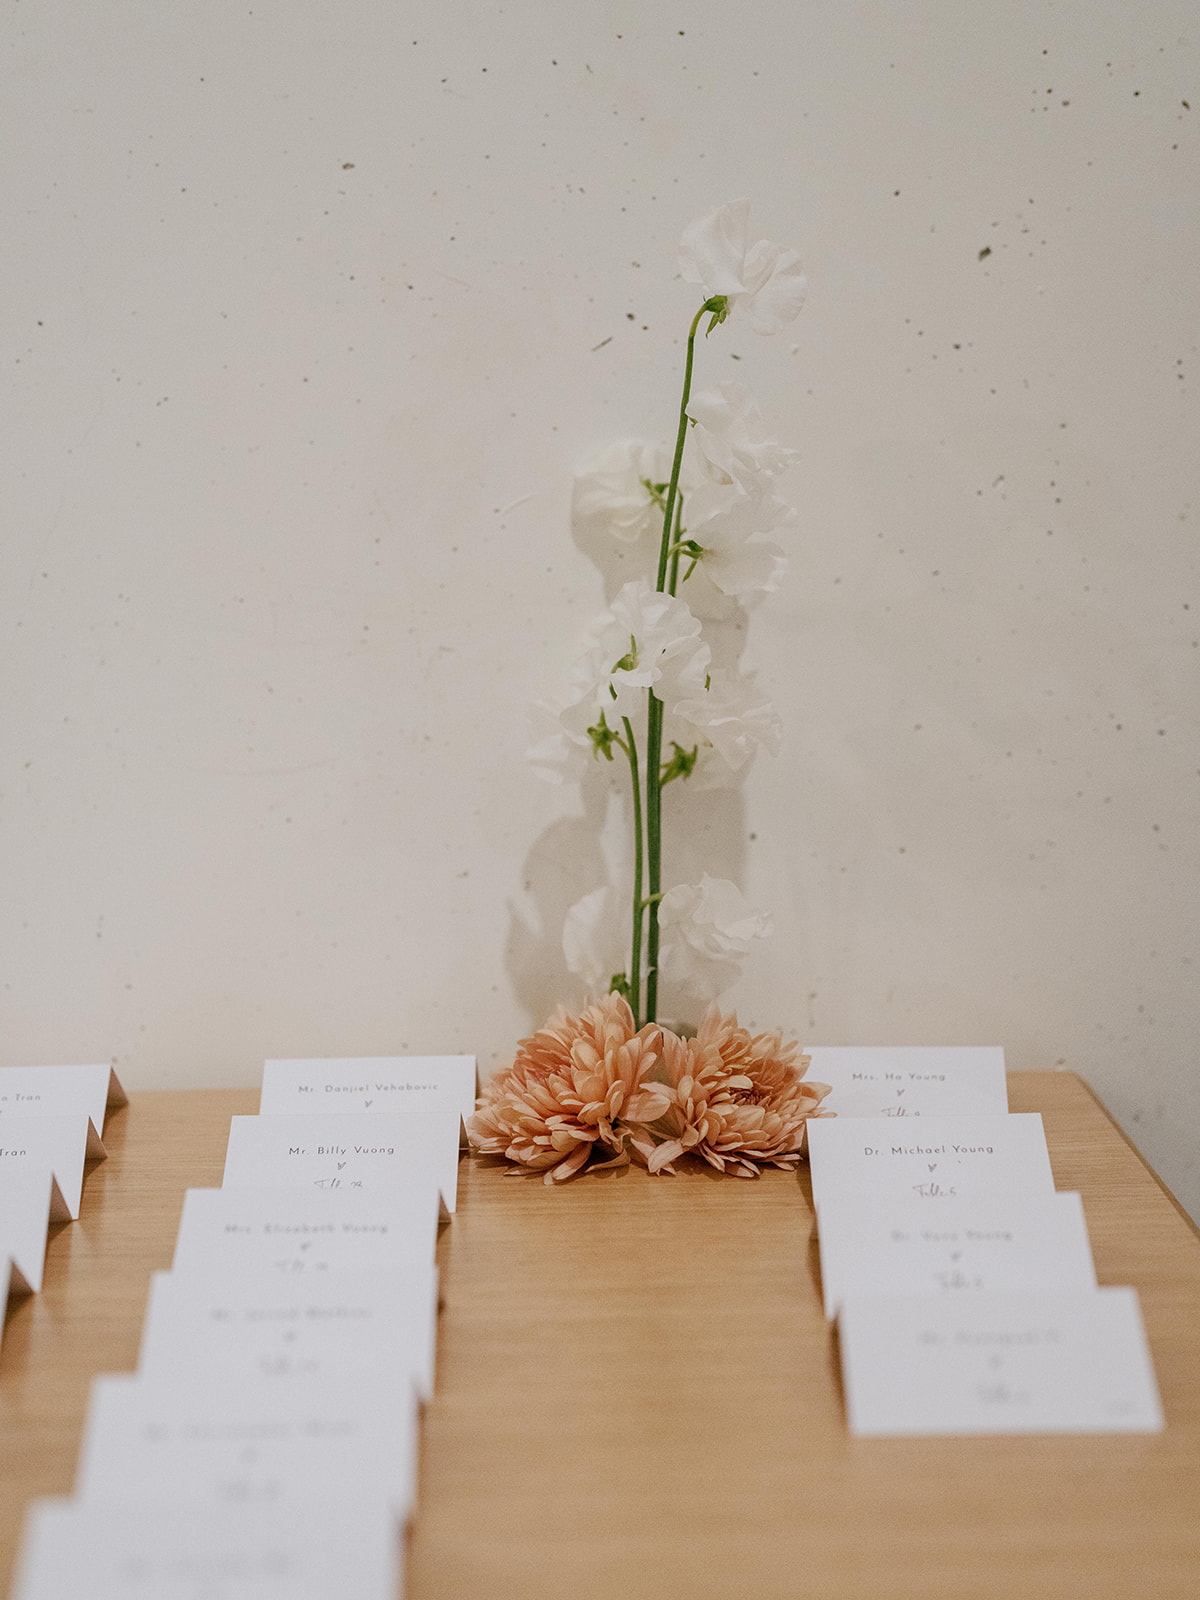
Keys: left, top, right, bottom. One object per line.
{"left": 536, "top": 200, "right": 806, "bottom": 1027}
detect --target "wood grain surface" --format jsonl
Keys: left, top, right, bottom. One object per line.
{"left": 2, "top": 1073, "right": 1198, "bottom": 1599}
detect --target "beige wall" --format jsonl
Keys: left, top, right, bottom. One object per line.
{"left": 3, "top": 3, "right": 1197, "bottom": 1215}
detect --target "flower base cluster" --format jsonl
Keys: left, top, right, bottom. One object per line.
{"left": 467, "top": 994, "right": 832, "bottom": 1184}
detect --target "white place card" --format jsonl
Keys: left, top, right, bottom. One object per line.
{"left": 0, "top": 1169, "right": 70, "bottom": 1293}
{"left": 807, "top": 1113, "right": 1055, "bottom": 1210}
{"left": 261, "top": 1054, "right": 477, "bottom": 1141}
{"left": 839, "top": 1287, "right": 1164, "bottom": 1435}
{"left": 804, "top": 1046, "right": 1007, "bottom": 1119}
{"left": 171, "top": 1185, "right": 445, "bottom": 1279}
{"left": 14, "top": 1496, "right": 399, "bottom": 1600}
{"left": 76, "top": 1372, "right": 420, "bottom": 1517}
{"left": 138, "top": 1266, "right": 439, "bottom": 1399}
{"left": 223, "top": 1110, "right": 461, "bottom": 1212}
{"left": 0, "top": 1062, "right": 126, "bottom": 1136}
{"left": 1, "top": 1258, "right": 29, "bottom": 1350}
{"left": 815, "top": 1192, "right": 1097, "bottom": 1319}
{"left": 0, "top": 1113, "right": 104, "bottom": 1218}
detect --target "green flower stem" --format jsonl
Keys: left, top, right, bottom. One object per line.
{"left": 667, "top": 494, "right": 685, "bottom": 597}
{"left": 655, "top": 302, "right": 710, "bottom": 591}
{"left": 643, "top": 298, "right": 722, "bottom": 1021}
{"left": 644, "top": 688, "right": 663, "bottom": 1023}
{"left": 643, "top": 299, "right": 720, "bottom": 1017}
{"left": 621, "top": 715, "right": 644, "bottom": 1025}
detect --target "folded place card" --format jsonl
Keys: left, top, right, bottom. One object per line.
{"left": 815, "top": 1191, "right": 1097, "bottom": 1319}
{"left": 0, "top": 1062, "right": 126, "bottom": 1136}
{"left": 839, "top": 1287, "right": 1164, "bottom": 1436}
{"left": 261, "top": 1054, "right": 477, "bottom": 1142}
{"left": 76, "top": 1372, "right": 420, "bottom": 1517}
{"left": 0, "top": 1169, "right": 70, "bottom": 1294}
{"left": 804, "top": 1047, "right": 1007, "bottom": 1119}
{"left": 0, "top": 1113, "right": 104, "bottom": 1219}
{"left": 14, "top": 1495, "right": 399, "bottom": 1600}
{"left": 138, "top": 1265, "right": 439, "bottom": 1399}
{"left": 807, "top": 1113, "right": 1055, "bottom": 1211}
{"left": 171, "top": 1184, "right": 445, "bottom": 1279}
{"left": 223, "top": 1110, "right": 461, "bottom": 1212}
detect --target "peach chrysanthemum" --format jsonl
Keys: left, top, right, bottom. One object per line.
{"left": 632, "top": 1005, "right": 832, "bottom": 1177}
{"left": 467, "top": 994, "right": 669, "bottom": 1183}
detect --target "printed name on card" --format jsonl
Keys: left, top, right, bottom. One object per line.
{"left": 261, "top": 1055, "right": 477, "bottom": 1142}
{"left": 804, "top": 1046, "right": 1007, "bottom": 1119}
{"left": 838, "top": 1287, "right": 1164, "bottom": 1436}
{"left": 806, "top": 1113, "right": 1055, "bottom": 1210}
{"left": 75, "top": 1372, "right": 420, "bottom": 1518}
{"left": 171, "top": 1184, "right": 445, "bottom": 1279}
{"left": 0, "top": 1113, "right": 104, "bottom": 1219}
{"left": 814, "top": 1191, "right": 1096, "bottom": 1319}
{"left": 0, "top": 1063, "right": 126, "bottom": 1138}
{"left": 14, "top": 1496, "right": 399, "bottom": 1600}
{"left": 222, "top": 1109, "right": 461, "bottom": 1211}
{"left": 138, "top": 1265, "right": 439, "bottom": 1399}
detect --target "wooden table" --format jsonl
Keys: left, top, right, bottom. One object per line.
{"left": 2, "top": 1074, "right": 1198, "bottom": 1598}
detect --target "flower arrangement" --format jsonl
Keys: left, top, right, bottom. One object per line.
{"left": 470, "top": 202, "right": 832, "bottom": 1181}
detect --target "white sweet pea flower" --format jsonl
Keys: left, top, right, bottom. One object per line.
{"left": 526, "top": 694, "right": 605, "bottom": 786}
{"left": 657, "top": 874, "right": 773, "bottom": 998}
{"left": 682, "top": 481, "right": 789, "bottom": 600}
{"left": 572, "top": 439, "right": 671, "bottom": 546}
{"left": 576, "top": 579, "right": 710, "bottom": 723}
{"left": 672, "top": 669, "right": 782, "bottom": 775}
{"left": 687, "top": 382, "right": 799, "bottom": 489}
{"left": 679, "top": 200, "right": 807, "bottom": 336}
{"left": 562, "top": 885, "right": 627, "bottom": 994}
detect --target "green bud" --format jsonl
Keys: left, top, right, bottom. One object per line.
{"left": 702, "top": 295, "right": 729, "bottom": 336}
{"left": 587, "top": 714, "right": 619, "bottom": 761}
{"left": 611, "top": 633, "right": 638, "bottom": 674}
{"left": 660, "top": 742, "right": 699, "bottom": 786}
{"left": 609, "top": 972, "right": 633, "bottom": 1002}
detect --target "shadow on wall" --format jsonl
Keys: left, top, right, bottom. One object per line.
{"left": 503, "top": 469, "right": 753, "bottom": 1040}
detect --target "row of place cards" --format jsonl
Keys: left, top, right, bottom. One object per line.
{"left": 806, "top": 1048, "right": 1164, "bottom": 1437}
{"left": 16, "top": 1054, "right": 476, "bottom": 1600}
{"left": 1, "top": 1064, "right": 126, "bottom": 1340}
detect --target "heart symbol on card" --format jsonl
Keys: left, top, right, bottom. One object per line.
{"left": 896, "top": 1088, "right": 905, "bottom": 1096}
{"left": 950, "top": 1251, "right": 961, "bottom": 1262}
{"left": 364, "top": 1099, "right": 374, "bottom": 1108}
{"left": 282, "top": 1331, "right": 297, "bottom": 1344}
{"left": 337, "top": 1161, "right": 346, "bottom": 1170}
{"left": 927, "top": 1163, "right": 937, "bottom": 1172}
{"left": 299, "top": 1241, "right": 311, "bottom": 1252}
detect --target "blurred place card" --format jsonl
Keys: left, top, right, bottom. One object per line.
{"left": 1, "top": 1259, "right": 30, "bottom": 1347}
{"left": 0, "top": 1169, "right": 70, "bottom": 1294}
{"left": 804, "top": 1047, "right": 1007, "bottom": 1119}
{"left": 223, "top": 1111, "right": 461, "bottom": 1211}
{"left": 172, "top": 1184, "right": 445, "bottom": 1280}
{"left": 15, "top": 1495, "right": 399, "bottom": 1600}
{"left": 261, "top": 1054, "right": 477, "bottom": 1143}
{"left": 839, "top": 1287, "right": 1164, "bottom": 1436}
{"left": 76, "top": 1372, "right": 420, "bottom": 1518}
{"left": 815, "top": 1191, "right": 1096, "bottom": 1319}
{"left": 0, "top": 1062, "right": 126, "bottom": 1137}
{"left": 0, "top": 1114, "right": 104, "bottom": 1219}
{"left": 138, "top": 1265, "right": 439, "bottom": 1399}
{"left": 807, "top": 1113, "right": 1055, "bottom": 1210}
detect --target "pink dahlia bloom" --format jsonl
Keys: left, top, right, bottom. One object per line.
{"left": 634, "top": 1006, "right": 832, "bottom": 1177}
{"left": 467, "top": 994, "right": 669, "bottom": 1184}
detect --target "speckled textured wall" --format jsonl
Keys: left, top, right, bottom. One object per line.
{"left": 2, "top": 3, "right": 1197, "bottom": 1215}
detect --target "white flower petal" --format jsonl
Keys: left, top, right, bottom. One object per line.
{"left": 678, "top": 199, "right": 751, "bottom": 296}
